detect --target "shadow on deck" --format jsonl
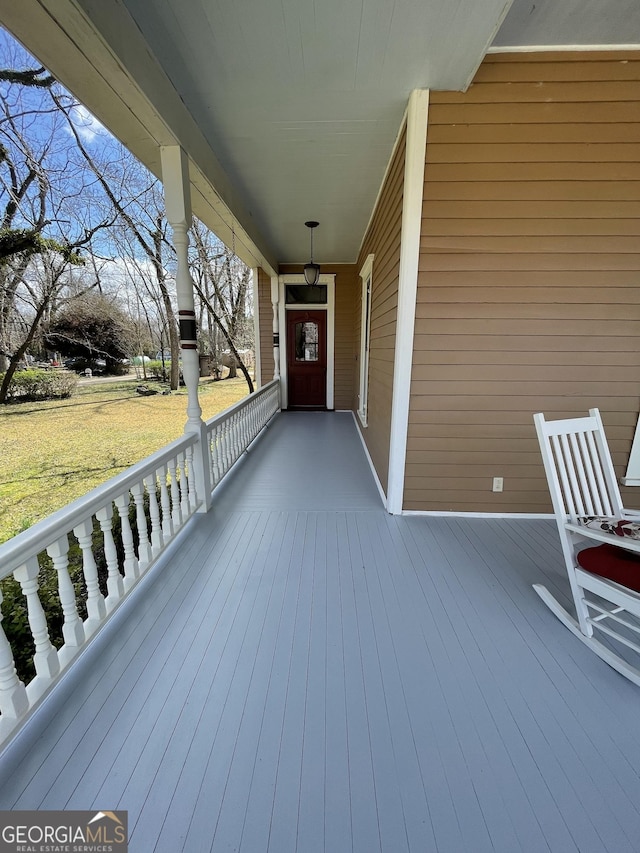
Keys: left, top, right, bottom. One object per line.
{"left": 1, "top": 412, "right": 640, "bottom": 852}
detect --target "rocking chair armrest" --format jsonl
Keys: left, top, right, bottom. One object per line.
{"left": 621, "top": 509, "right": 640, "bottom": 519}
{"left": 565, "top": 521, "right": 640, "bottom": 554}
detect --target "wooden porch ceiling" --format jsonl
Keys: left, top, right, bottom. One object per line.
{"left": 2, "top": 413, "right": 640, "bottom": 851}
{"left": 1, "top": 0, "right": 638, "bottom": 273}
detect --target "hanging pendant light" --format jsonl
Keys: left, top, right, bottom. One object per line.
{"left": 303, "top": 220, "right": 320, "bottom": 286}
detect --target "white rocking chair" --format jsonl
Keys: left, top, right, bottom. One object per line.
{"left": 534, "top": 408, "right": 640, "bottom": 685}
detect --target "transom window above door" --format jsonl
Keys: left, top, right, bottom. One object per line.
{"left": 285, "top": 284, "right": 328, "bottom": 304}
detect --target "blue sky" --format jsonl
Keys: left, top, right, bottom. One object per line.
{"left": 0, "top": 25, "right": 167, "bottom": 292}
{"left": 0, "top": 24, "right": 246, "bottom": 319}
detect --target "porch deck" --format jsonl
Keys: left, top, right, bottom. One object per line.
{"left": 2, "top": 412, "right": 640, "bottom": 852}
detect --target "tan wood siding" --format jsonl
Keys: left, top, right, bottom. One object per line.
{"left": 406, "top": 52, "right": 640, "bottom": 513}
{"left": 355, "top": 124, "right": 407, "bottom": 494}
{"left": 277, "top": 265, "right": 358, "bottom": 411}
{"left": 332, "top": 265, "right": 358, "bottom": 410}
{"left": 257, "top": 267, "right": 274, "bottom": 385}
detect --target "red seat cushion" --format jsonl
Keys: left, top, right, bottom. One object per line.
{"left": 577, "top": 543, "right": 640, "bottom": 593}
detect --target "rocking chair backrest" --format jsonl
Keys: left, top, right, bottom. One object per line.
{"left": 534, "top": 408, "right": 624, "bottom": 523}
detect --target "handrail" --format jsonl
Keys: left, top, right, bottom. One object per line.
{"left": 205, "top": 378, "right": 279, "bottom": 431}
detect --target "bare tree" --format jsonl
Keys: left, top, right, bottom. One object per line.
{"left": 0, "top": 34, "right": 254, "bottom": 402}
{"left": 53, "top": 91, "right": 181, "bottom": 389}
{"left": 0, "top": 59, "right": 117, "bottom": 399}
{"left": 0, "top": 76, "right": 52, "bottom": 370}
{"left": 190, "top": 220, "right": 254, "bottom": 392}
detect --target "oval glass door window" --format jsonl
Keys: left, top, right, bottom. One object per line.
{"left": 295, "top": 321, "right": 319, "bottom": 361}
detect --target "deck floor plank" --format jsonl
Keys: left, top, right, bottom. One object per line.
{"left": 2, "top": 412, "right": 640, "bottom": 852}
{"left": 73, "top": 512, "right": 256, "bottom": 815}
{"left": 235, "top": 513, "right": 307, "bottom": 853}
{"left": 419, "top": 519, "right": 623, "bottom": 853}
{"left": 338, "top": 512, "right": 383, "bottom": 853}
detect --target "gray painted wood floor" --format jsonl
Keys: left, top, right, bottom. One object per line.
{"left": 2, "top": 412, "right": 640, "bottom": 852}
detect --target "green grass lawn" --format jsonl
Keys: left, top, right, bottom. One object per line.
{"left": 0, "top": 375, "right": 249, "bottom": 543}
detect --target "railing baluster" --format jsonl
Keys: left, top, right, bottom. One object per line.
{"left": 207, "top": 430, "right": 215, "bottom": 485}
{"left": 73, "top": 520, "right": 107, "bottom": 634}
{"left": 96, "top": 505, "right": 124, "bottom": 611}
{"left": 185, "top": 445, "right": 197, "bottom": 510}
{"left": 230, "top": 416, "right": 236, "bottom": 465}
{"left": 226, "top": 420, "right": 234, "bottom": 472}
{"left": 13, "top": 557, "right": 60, "bottom": 681}
{"left": 167, "top": 458, "right": 182, "bottom": 529}
{"left": 131, "top": 482, "right": 152, "bottom": 571}
{"left": 224, "top": 420, "right": 232, "bottom": 470}
{"left": 212, "top": 424, "right": 222, "bottom": 484}
{"left": 114, "top": 492, "right": 139, "bottom": 591}
{"left": 246, "top": 402, "right": 252, "bottom": 444}
{"left": 236, "top": 410, "right": 244, "bottom": 456}
{"left": 238, "top": 412, "right": 244, "bottom": 458}
{"left": 233, "top": 412, "right": 241, "bottom": 463}
{"left": 157, "top": 463, "right": 173, "bottom": 541}
{"left": 219, "top": 423, "right": 226, "bottom": 477}
{"left": 219, "top": 423, "right": 228, "bottom": 478}
{"left": 178, "top": 452, "right": 190, "bottom": 519}
{"left": 0, "top": 589, "right": 29, "bottom": 720}
{"left": 144, "top": 473, "right": 164, "bottom": 556}
{"left": 46, "top": 535, "right": 85, "bottom": 657}
{"left": 252, "top": 399, "right": 259, "bottom": 440}
{"left": 241, "top": 408, "right": 249, "bottom": 450}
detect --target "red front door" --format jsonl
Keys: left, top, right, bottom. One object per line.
{"left": 286, "top": 309, "right": 327, "bottom": 408}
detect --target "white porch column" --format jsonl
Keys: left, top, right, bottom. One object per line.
{"left": 387, "top": 89, "right": 429, "bottom": 515}
{"left": 161, "top": 145, "right": 212, "bottom": 512}
{"left": 271, "top": 275, "right": 280, "bottom": 381}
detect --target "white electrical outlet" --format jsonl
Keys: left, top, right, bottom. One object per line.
{"left": 492, "top": 477, "right": 504, "bottom": 492}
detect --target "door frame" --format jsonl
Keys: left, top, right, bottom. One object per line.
{"left": 278, "top": 273, "right": 335, "bottom": 410}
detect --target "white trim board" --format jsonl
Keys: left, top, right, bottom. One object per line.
{"left": 402, "top": 510, "right": 555, "bottom": 519}
{"left": 357, "top": 108, "right": 409, "bottom": 262}
{"left": 278, "top": 274, "right": 335, "bottom": 410}
{"left": 386, "top": 89, "right": 429, "bottom": 516}
{"left": 251, "top": 268, "right": 262, "bottom": 389}
{"left": 357, "top": 254, "right": 374, "bottom": 428}
{"left": 488, "top": 44, "right": 640, "bottom": 53}
{"left": 461, "top": 0, "right": 515, "bottom": 91}
{"left": 351, "top": 412, "right": 388, "bottom": 509}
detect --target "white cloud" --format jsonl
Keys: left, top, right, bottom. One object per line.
{"left": 68, "top": 104, "right": 106, "bottom": 144}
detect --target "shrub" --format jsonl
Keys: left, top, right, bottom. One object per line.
{"left": 144, "top": 360, "right": 168, "bottom": 380}
{"left": 2, "top": 368, "right": 78, "bottom": 401}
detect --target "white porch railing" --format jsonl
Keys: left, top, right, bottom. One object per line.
{"left": 207, "top": 378, "right": 280, "bottom": 487}
{"left": 0, "top": 379, "right": 280, "bottom": 745}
